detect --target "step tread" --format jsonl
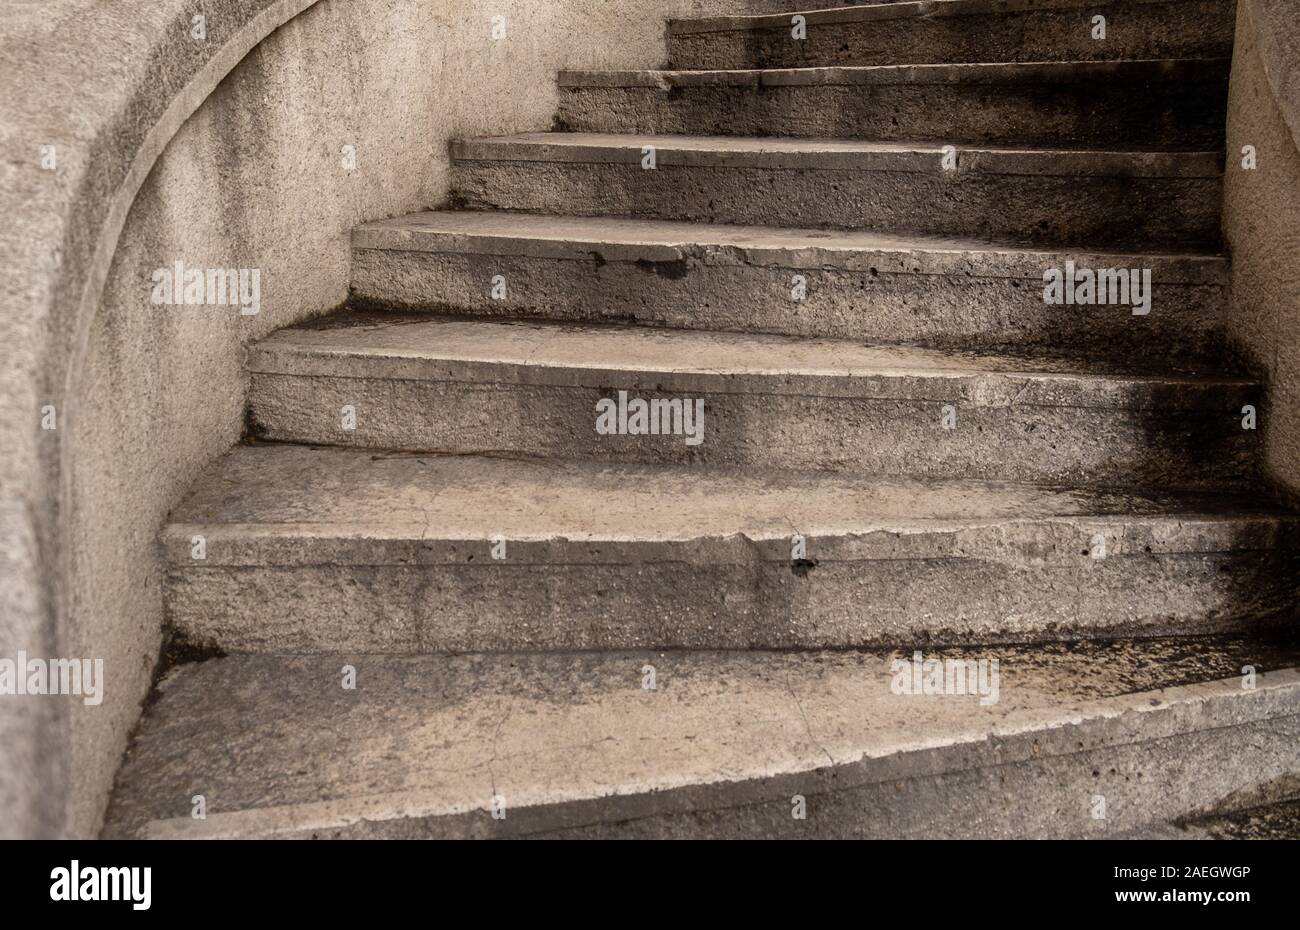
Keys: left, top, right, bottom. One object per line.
{"left": 104, "top": 639, "right": 1300, "bottom": 838}
{"left": 560, "top": 58, "right": 1229, "bottom": 87}
{"left": 453, "top": 132, "right": 1222, "bottom": 177}
{"left": 669, "top": 0, "right": 1211, "bottom": 34}
{"left": 163, "top": 444, "right": 1289, "bottom": 558}
{"left": 250, "top": 314, "right": 1247, "bottom": 387}
{"left": 354, "top": 210, "right": 1225, "bottom": 277}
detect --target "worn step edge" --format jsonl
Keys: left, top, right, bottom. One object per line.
{"left": 158, "top": 449, "right": 1289, "bottom": 650}
{"left": 668, "top": 0, "right": 1222, "bottom": 34}
{"left": 351, "top": 211, "right": 1227, "bottom": 284}
{"left": 159, "top": 446, "right": 1293, "bottom": 567}
{"left": 247, "top": 316, "right": 1252, "bottom": 408}
{"left": 559, "top": 58, "right": 1228, "bottom": 88}
{"left": 161, "top": 517, "right": 1296, "bottom": 565}
{"left": 451, "top": 133, "right": 1222, "bottom": 178}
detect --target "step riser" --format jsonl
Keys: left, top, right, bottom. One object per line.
{"left": 166, "top": 548, "right": 1296, "bottom": 654}
{"left": 453, "top": 163, "right": 1222, "bottom": 250}
{"left": 556, "top": 76, "right": 1227, "bottom": 150}
{"left": 668, "top": 1, "right": 1234, "bottom": 70}
{"left": 248, "top": 371, "right": 1258, "bottom": 490}
{"left": 350, "top": 247, "right": 1226, "bottom": 363}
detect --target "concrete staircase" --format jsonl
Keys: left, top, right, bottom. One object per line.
{"left": 106, "top": 0, "right": 1300, "bottom": 838}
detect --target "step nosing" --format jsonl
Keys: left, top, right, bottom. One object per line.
{"left": 668, "top": 0, "right": 1213, "bottom": 34}
{"left": 248, "top": 319, "right": 1252, "bottom": 392}
{"left": 451, "top": 136, "right": 1224, "bottom": 178}
{"left": 160, "top": 447, "right": 1293, "bottom": 556}
{"left": 351, "top": 212, "right": 1229, "bottom": 280}
{"left": 247, "top": 353, "right": 1252, "bottom": 398}
{"left": 166, "top": 511, "right": 1296, "bottom": 536}
{"left": 559, "top": 58, "right": 1230, "bottom": 88}
{"left": 165, "top": 542, "right": 1293, "bottom": 566}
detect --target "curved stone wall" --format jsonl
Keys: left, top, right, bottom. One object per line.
{"left": 1223, "top": 0, "right": 1300, "bottom": 503}
{"left": 8, "top": 0, "right": 1293, "bottom": 840}
{"left": 0, "top": 0, "right": 769, "bottom": 838}
{"left": 2, "top": 0, "right": 325, "bottom": 841}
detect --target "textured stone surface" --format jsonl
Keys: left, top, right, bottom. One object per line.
{"left": 160, "top": 444, "right": 1297, "bottom": 653}
{"left": 246, "top": 314, "right": 1259, "bottom": 490}
{"left": 0, "top": 0, "right": 318, "bottom": 844}
{"left": 668, "top": 0, "right": 1235, "bottom": 69}
{"left": 19, "top": 0, "right": 1297, "bottom": 842}
{"left": 454, "top": 135, "right": 1224, "bottom": 249}
{"left": 1223, "top": 1, "right": 1300, "bottom": 507}
{"left": 102, "top": 638, "right": 1300, "bottom": 838}
{"left": 0, "top": 0, "right": 781, "bottom": 840}
{"left": 1244, "top": 0, "right": 1300, "bottom": 154}
{"left": 558, "top": 60, "right": 1230, "bottom": 150}
{"left": 351, "top": 211, "right": 1228, "bottom": 362}
{"left": 59, "top": 0, "right": 442, "bottom": 845}
{"left": 1177, "top": 797, "right": 1300, "bottom": 839}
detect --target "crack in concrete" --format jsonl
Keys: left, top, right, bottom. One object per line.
{"left": 785, "top": 670, "right": 836, "bottom": 767}
{"left": 484, "top": 704, "right": 512, "bottom": 807}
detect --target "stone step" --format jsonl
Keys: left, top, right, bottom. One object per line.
{"left": 557, "top": 59, "right": 1228, "bottom": 150}
{"left": 158, "top": 445, "right": 1296, "bottom": 653}
{"left": 350, "top": 210, "right": 1227, "bottom": 364}
{"left": 451, "top": 134, "right": 1223, "bottom": 250}
{"left": 246, "top": 314, "right": 1258, "bottom": 490}
{"left": 667, "top": 0, "right": 1235, "bottom": 70}
{"left": 103, "top": 637, "right": 1300, "bottom": 838}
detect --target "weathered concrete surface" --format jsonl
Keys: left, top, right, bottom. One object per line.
{"left": 102, "top": 638, "right": 1300, "bottom": 838}
{"left": 11, "top": 0, "right": 1297, "bottom": 842}
{"left": 1176, "top": 797, "right": 1300, "bottom": 839}
{"left": 1223, "top": 1, "right": 1300, "bottom": 507}
{"left": 1242, "top": 1, "right": 1300, "bottom": 154}
{"left": 0, "top": 0, "right": 774, "bottom": 840}
{"left": 0, "top": 0, "right": 324, "bottom": 843}
{"left": 558, "top": 60, "right": 1229, "bottom": 150}
{"left": 61, "top": 0, "right": 445, "bottom": 844}
{"left": 247, "top": 315, "right": 1259, "bottom": 490}
{"left": 454, "top": 135, "right": 1224, "bottom": 249}
{"left": 455, "top": 133, "right": 1223, "bottom": 175}
{"left": 351, "top": 211, "right": 1227, "bottom": 362}
{"left": 668, "top": 0, "right": 1235, "bottom": 69}
{"left": 160, "top": 445, "right": 1296, "bottom": 653}
{"left": 0, "top": 499, "right": 59, "bottom": 839}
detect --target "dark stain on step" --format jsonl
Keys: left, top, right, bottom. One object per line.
{"left": 151, "top": 626, "right": 227, "bottom": 697}
{"left": 791, "top": 558, "right": 818, "bottom": 577}
{"left": 634, "top": 257, "right": 690, "bottom": 280}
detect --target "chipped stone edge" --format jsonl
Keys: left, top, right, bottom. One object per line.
{"left": 349, "top": 216, "right": 1228, "bottom": 285}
